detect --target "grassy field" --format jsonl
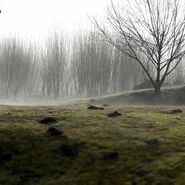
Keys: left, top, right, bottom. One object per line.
{"left": 0, "top": 104, "right": 185, "bottom": 185}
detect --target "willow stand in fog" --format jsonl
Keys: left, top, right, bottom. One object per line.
{"left": 95, "top": 0, "right": 185, "bottom": 94}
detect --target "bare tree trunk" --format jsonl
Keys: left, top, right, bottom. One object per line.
{"left": 154, "top": 83, "right": 161, "bottom": 94}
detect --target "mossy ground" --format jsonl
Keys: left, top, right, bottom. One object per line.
{"left": 0, "top": 104, "right": 185, "bottom": 185}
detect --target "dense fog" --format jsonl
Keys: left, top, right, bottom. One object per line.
{"left": 0, "top": 30, "right": 184, "bottom": 103}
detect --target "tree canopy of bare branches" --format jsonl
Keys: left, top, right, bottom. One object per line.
{"left": 94, "top": 0, "right": 185, "bottom": 94}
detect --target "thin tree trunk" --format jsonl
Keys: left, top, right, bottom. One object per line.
{"left": 154, "top": 83, "right": 161, "bottom": 94}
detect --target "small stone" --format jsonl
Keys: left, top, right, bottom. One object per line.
{"left": 47, "top": 127, "right": 62, "bottom": 136}
{"left": 101, "top": 151, "right": 119, "bottom": 160}
{"left": 102, "top": 104, "right": 109, "bottom": 106}
{"left": 39, "top": 117, "right": 58, "bottom": 124}
{"left": 145, "top": 138, "right": 159, "bottom": 145}
{"left": 58, "top": 143, "right": 82, "bottom": 158}
{"left": 171, "top": 109, "right": 182, "bottom": 114}
{"left": 107, "top": 111, "right": 122, "bottom": 117}
{"left": 136, "top": 169, "right": 149, "bottom": 177}
{"left": 87, "top": 105, "right": 104, "bottom": 110}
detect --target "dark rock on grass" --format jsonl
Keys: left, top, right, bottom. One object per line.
{"left": 136, "top": 169, "right": 150, "bottom": 177}
{"left": 170, "top": 109, "right": 182, "bottom": 114}
{"left": 87, "top": 105, "right": 104, "bottom": 110}
{"left": 101, "top": 151, "right": 119, "bottom": 160}
{"left": 0, "top": 152, "right": 12, "bottom": 163}
{"left": 39, "top": 117, "right": 58, "bottom": 124}
{"left": 107, "top": 111, "right": 122, "bottom": 117}
{"left": 145, "top": 138, "right": 159, "bottom": 145}
{"left": 47, "top": 127, "right": 62, "bottom": 136}
{"left": 58, "top": 143, "right": 83, "bottom": 158}
{"left": 102, "top": 104, "right": 110, "bottom": 107}
{"left": 147, "top": 123, "right": 155, "bottom": 128}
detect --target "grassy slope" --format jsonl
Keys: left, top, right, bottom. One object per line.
{"left": 70, "top": 85, "right": 185, "bottom": 105}
{"left": 0, "top": 104, "right": 185, "bottom": 185}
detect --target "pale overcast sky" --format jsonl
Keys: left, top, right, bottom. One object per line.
{"left": 0, "top": 0, "right": 108, "bottom": 41}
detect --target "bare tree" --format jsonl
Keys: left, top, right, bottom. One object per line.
{"left": 71, "top": 31, "right": 114, "bottom": 97}
{"left": 41, "top": 32, "right": 67, "bottom": 98}
{"left": 0, "top": 38, "right": 38, "bottom": 100}
{"left": 94, "top": 0, "right": 185, "bottom": 94}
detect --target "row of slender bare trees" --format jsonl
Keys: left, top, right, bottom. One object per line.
{"left": 0, "top": 29, "right": 183, "bottom": 101}
{"left": 0, "top": 31, "right": 142, "bottom": 101}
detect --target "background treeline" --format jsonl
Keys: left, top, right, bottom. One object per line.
{"left": 0, "top": 30, "right": 183, "bottom": 102}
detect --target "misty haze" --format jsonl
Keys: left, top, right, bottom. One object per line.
{"left": 0, "top": 0, "right": 185, "bottom": 185}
